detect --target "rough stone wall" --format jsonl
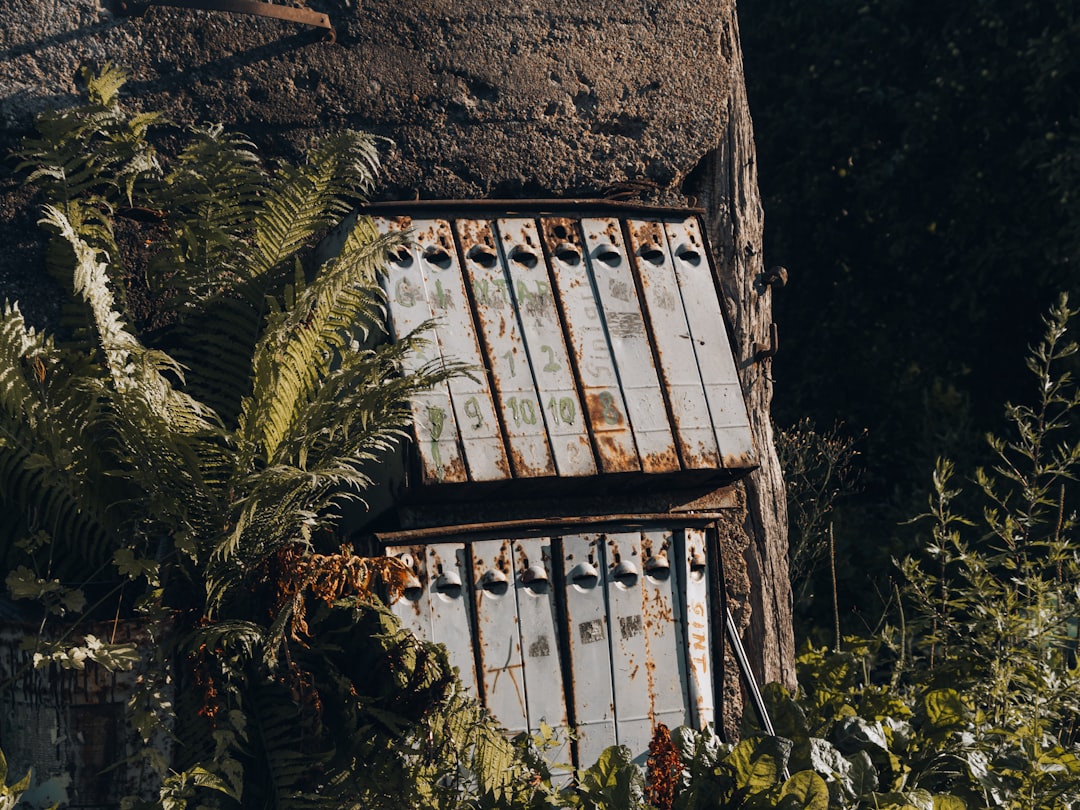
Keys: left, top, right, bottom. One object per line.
{"left": 0, "top": 0, "right": 791, "bottom": 763}
{"left": 2, "top": 0, "right": 733, "bottom": 199}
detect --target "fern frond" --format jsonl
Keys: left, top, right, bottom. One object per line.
{"left": 150, "top": 124, "right": 263, "bottom": 305}
{"left": 15, "top": 63, "right": 164, "bottom": 209}
{"left": 236, "top": 220, "right": 400, "bottom": 467}
{"left": 247, "top": 131, "right": 381, "bottom": 283}
{"left": 81, "top": 61, "right": 128, "bottom": 107}
{"left": 0, "top": 302, "right": 117, "bottom": 568}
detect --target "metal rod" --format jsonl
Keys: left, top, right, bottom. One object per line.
{"left": 125, "top": 0, "right": 334, "bottom": 32}
{"left": 373, "top": 512, "right": 727, "bottom": 544}
{"left": 358, "top": 198, "right": 707, "bottom": 218}
{"left": 723, "top": 607, "right": 791, "bottom": 780}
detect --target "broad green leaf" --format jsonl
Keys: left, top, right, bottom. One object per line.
{"left": 923, "top": 689, "right": 967, "bottom": 729}
{"left": 932, "top": 794, "right": 967, "bottom": 810}
{"left": 113, "top": 548, "right": 160, "bottom": 582}
{"left": 777, "top": 770, "right": 829, "bottom": 810}
{"left": 727, "top": 737, "right": 790, "bottom": 793}
{"left": 845, "top": 749, "right": 879, "bottom": 798}
{"left": 833, "top": 716, "right": 889, "bottom": 754}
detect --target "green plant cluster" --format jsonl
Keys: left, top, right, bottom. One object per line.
{"left": 0, "top": 65, "right": 544, "bottom": 809}
{"left": 743, "top": 0, "right": 1080, "bottom": 625}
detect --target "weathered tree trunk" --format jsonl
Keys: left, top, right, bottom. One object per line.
{"left": 686, "top": 6, "right": 795, "bottom": 690}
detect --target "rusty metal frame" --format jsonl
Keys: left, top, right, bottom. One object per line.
{"left": 373, "top": 512, "right": 727, "bottom": 546}
{"left": 119, "top": 0, "right": 335, "bottom": 37}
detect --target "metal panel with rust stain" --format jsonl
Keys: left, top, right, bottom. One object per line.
{"left": 497, "top": 218, "right": 596, "bottom": 477}
{"left": 385, "top": 544, "right": 430, "bottom": 641}
{"left": 513, "top": 537, "right": 571, "bottom": 767}
{"left": 663, "top": 218, "right": 757, "bottom": 470}
{"left": 455, "top": 219, "right": 556, "bottom": 478}
{"left": 541, "top": 217, "right": 640, "bottom": 474}
{"left": 412, "top": 219, "right": 511, "bottom": 481}
{"left": 561, "top": 533, "right": 616, "bottom": 765}
{"left": 603, "top": 532, "right": 652, "bottom": 763}
{"left": 640, "top": 530, "right": 692, "bottom": 732}
{"left": 625, "top": 219, "right": 722, "bottom": 471}
{"left": 678, "top": 529, "right": 714, "bottom": 729}
{"left": 471, "top": 538, "right": 528, "bottom": 733}
{"left": 580, "top": 218, "right": 680, "bottom": 473}
{"left": 424, "top": 543, "right": 478, "bottom": 695}
{"left": 375, "top": 217, "right": 467, "bottom": 484}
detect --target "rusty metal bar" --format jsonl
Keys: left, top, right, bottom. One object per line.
{"left": 373, "top": 513, "right": 729, "bottom": 545}
{"left": 123, "top": 0, "right": 335, "bottom": 34}
{"left": 360, "top": 199, "right": 707, "bottom": 218}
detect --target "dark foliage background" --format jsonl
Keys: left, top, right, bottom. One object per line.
{"left": 740, "top": 0, "right": 1080, "bottom": 628}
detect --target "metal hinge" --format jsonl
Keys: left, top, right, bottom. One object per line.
{"left": 117, "top": 0, "right": 336, "bottom": 41}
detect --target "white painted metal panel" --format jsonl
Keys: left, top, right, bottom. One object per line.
{"left": 541, "top": 217, "right": 640, "bottom": 474}
{"left": 412, "top": 219, "right": 511, "bottom": 482}
{"left": 603, "top": 532, "right": 652, "bottom": 764}
{"left": 626, "top": 220, "right": 721, "bottom": 470}
{"left": 561, "top": 533, "right": 616, "bottom": 765}
{"left": 663, "top": 219, "right": 756, "bottom": 469}
{"left": 497, "top": 218, "right": 596, "bottom": 477}
{"left": 513, "top": 538, "right": 570, "bottom": 767}
{"left": 425, "top": 543, "right": 478, "bottom": 694}
{"left": 455, "top": 219, "right": 556, "bottom": 478}
{"left": 376, "top": 217, "right": 467, "bottom": 483}
{"left": 385, "top": 545, "right": 430, "bottom": 641}
{"left": 679, "top": 529, "right": 714, "bottom": 728}
{"left": 472, "top": 538, "right": 528, "bottom": 732}
{"left": 640, "top": 530, "right": 692, "bottom": 733}
{"left": 580, "top": 218, "right": 679, "bottom": 474}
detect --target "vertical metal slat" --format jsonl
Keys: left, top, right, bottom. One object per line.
{"left": 581, "top": 218, "right": 680, "bottom": 474}
{"left": 663, "top": 218, "right": 756, "bottom": 469}
{"left": 625, "top": 219, "right": 721, "bottom": 471}
{"left": 413, "top": 219, "right": 512, "bottom": 482}
{"left": 456, "top": 219, "right": 556, "bottom": 478}
{"left": 376, "top": 217, "right": 467, "bottom": 483}
{"left": 425, "top": 543, "right": 479, "bottom": 695}
{"left": 640, "top": 530, "right": 692, "bottom": 733}
{"left": 561, "top": 533, "right": 616, "bottom": 765}
{"left": 513, "top": 538, "right": 571, "bottom": 768}
{"left": 496, "top": 218, "right": 596, "bottom": 478}
{"left": 471, "top": 538, "right": 528, "bottom": 733}
{"left": 541, "top": 217, "right": 640, "bottom": 474}
{"left": 678, "top": 528, "right": 714, "bottom": 728}
{"left": 603, "top": 532, "right": 653, "bottom": 763}
{"left": 385, "top": 545, "right": 430, "bottom": 641}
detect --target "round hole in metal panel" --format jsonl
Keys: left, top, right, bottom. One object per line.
{"left": 689, "top": 548, "right": 706, "bottom": 582}
{"left": 521, "top": 563, "right": 550, "bottom": 594}
{"left": 638, "top": 246, "right": 666, "bottom": 265}
{"left": 396, "top": 553, "right": 424, "bottom": 599}
{"left": 644, "top": 554, "right": 671, "bottom": 582}
{"left": 392, "top": 247, "right": 414, "bottom": 267}
{"left": 594, "top": 246, "right": 622, "bottom": 267}
{"left": 510, "top": 246, "right": 539, "bottom": 269}
{"left": 569, "top": 561, "right": 599, "bottom": 591}
{"left": 554, "top": 243, "right": 581, "bottom": 266}
{"left": 423, "top": 247, "right": 453, "bottom": 269}
{"left": 676, "top": 247, "right": 702, "bottom": 266}
{"left": 479, "top": 568, "right": 509, "bottom": 596}
{"left": 611, "top": 559, "right": 639, "bottom": 589}
{"left": 467, "top": 245, "right": 499, "bottom": 268}
{"left": 434, "top": 570, "right": 462, "bottom": 599}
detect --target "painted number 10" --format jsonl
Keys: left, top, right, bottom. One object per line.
{"left": 507, "top": 397, "right": 538, "bottom": 425}
{"left": 547, "top": 396, "right": 576, "bottom": 425}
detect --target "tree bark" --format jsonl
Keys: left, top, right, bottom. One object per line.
{"left": 686, "top": 4, "right": 796, "bottom": 691}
